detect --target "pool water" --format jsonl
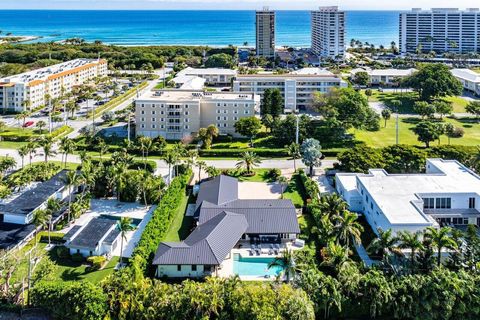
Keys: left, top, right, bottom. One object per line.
{"left": 99, "top": 215, "right": 142, "bottom": 228}
{"left": 233, "top": 254, "right": 283, "bottom": 277}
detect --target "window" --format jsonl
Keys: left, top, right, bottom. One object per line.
{"left": 469, "top": 197, "right": 476, "bottom": 209}
{"left": 141, "top": 110, "right": 145, "bottom": 115}
{"left": 436, "top": 198, "right": 451, "bottom": 209}
{"left": 423, "top": 198, "right": 435, "bottom": 209}
{"left": 177, "top": 265, "right": 181, "bottom": 271}
{"left": 152, "top": 124, "right": 156, "bottom": 129}
{"left": 191, "top": 265, "right": 197, "bottom": 271}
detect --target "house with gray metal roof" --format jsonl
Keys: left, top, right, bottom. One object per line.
{"left": 65, "top": 217, "right": 121, "bottom": 257}
{"left": 153, "top": 175, "right": 300, "bottom": 278}
{"left": 0, "top": 170, "right": 70, "bottom": 225}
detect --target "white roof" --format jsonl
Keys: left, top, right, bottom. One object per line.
{"left": 291, "top": 67, "right": 334, "bottom": 76}
{"left": 177, "top": 67, "right": 237, "bottom": 77}
{"left": 137, "top": 90, "right": 257, "bottom": 102}
{"left": 337, "top": 159, "right": 480, "bottom": 225}
{"left": 451, "top": 69, "right": 480, "bottom": 83}
{"left": 351, "top": 68, "right": 417, "bottom": 77}
{"left": 171, "top": 75, "right": 206, "bottom": 90}
{"left": 0, "top": 58, "right": 102, "bottom": 84}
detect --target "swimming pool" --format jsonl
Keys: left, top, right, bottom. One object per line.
{"left": 99, "top": 215, "right": 142, "bottom": 228}
{"left": 233, "top": 254, "right": 283, "bottom": 277}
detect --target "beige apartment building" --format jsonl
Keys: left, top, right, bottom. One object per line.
{"left": 0, "top": 58, "right": 108, "bottom": 112}
{"left": 135, "top": 90, "right": 260, "bottom": 140}
{"left": 256, "top": 7, "right": 275, "bottom": 58}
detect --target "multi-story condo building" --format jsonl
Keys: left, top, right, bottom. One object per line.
{"left": 336, "top": 159, "right": 480, "bottom": 235}
{"left": 135, "top": 90, "right": 260, "bottom": 140}
{"left": 232, "top": 68, "right": 347, "bottom": 112}
{"left": 176, "top": 67, "right": 238, "bottom": 86}
{"left": 0, "top": 59, "right": 108, "bottom": 112}
{"left": 311, "top": 6, "right": 346, "bottom": 59}
{"left": 256, "top": 7, "right": 275, "bottom": 58}
{"left": 399, "top": 8, "right": 480, "bottom": 54}
{"left": 451, "top": 68, "right": 480, "bottom": 96}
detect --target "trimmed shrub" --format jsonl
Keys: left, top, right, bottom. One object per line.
{"left": 55, "top": 246, "right": 70, "bottom": 259}
{"left": 48, "top": 125, "right": 74, "bottom": 139}
{"left": 71, "top": 253, "right": 84, "bottom": 262}
{"left": 39, "top": 232, "right": 65, "bottom": 244}
{"left": 267, "top": 168, "right": 281, "bottom": 180}
{"left": 298, "top": 170, "right": 320, "bottom": 204}
{"left": 86, "top": 256, "right": 106, "bottom": 271}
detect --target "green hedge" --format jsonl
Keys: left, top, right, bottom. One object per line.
{"left": 87, "top": 81, "right": 148, "bottom": 118}
{"left": 131, "top": 170, "right": 192, "bottom": 274}
{"left": 38, "top": 231, "right": 65, "bottom": 244}
{"left": 90, "top": 159, "right": 157, "bottom": 173}
{"left": 298, "top": 170, "right": 320, "bottom": 204}
{"left": 0, "top": 131, "right": 32, "bottom": 142}
{"left": 199, "top": 148, "right": 288, "bottom": 158}
{"left": 48, "top": 125, "right": 73, "bottom": 139}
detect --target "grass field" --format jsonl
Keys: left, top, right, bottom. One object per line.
{"left": 164, "top": 193, "right": 193, "bottom": 242}
{"left": 353, "top": 117, "right": 480, "bottom": 147}
{"left": 364, "top": 90, "right": 469, "bottom": 113}
{"left": 283, "top": 175, "right": 304, "bottom": 208}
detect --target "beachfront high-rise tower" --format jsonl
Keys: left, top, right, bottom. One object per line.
{"left": 256, "top": 7, "right": 275, "bottom": 58}
{"left": 399, "top": 8, "right": 480, "bottom": 55}
{"left": 311, "top": 6, "right": 346, "bottom": 60}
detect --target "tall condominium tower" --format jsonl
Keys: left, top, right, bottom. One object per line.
{"left": 256, "top": 7, "right": 275, "bottom": 58}
{"left": 399, "top": 8, "right": 480, "bottom": 54}
{"left": 311, "top": 6, "right": 346, "bottom": 60}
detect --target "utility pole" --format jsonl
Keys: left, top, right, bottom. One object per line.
{"left": 127, "top": 112, "right": 131, "bottom": 142}
{"left": 295, "top": 110, "right": 300, "bottom": 145}
{"left": 395, "top": 112, "right": 399, "bottom": 145}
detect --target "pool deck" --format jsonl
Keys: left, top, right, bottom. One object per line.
{"left": 217, "top": 242, "right": 301, "bottom": 281}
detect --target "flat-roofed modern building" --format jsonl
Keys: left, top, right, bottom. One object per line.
{"left": 399, "top": 8, "right": 480, "bottom": 55}
{"left": 350, "top": 68, "right": 418, "bottom": 86}
{"left": 256, "top": 7, "right": 275, "bottom": 58}
{"left": 176, "top": 67, "right": 237, "bottom": 86}
{"left": 135, "top": 90, "right": 260, "bottom": 140}
{"left": 451, "top": 68, "right": 480, "bottom": 96}
{"left": 0, "top": 59, "right": 108, "bottom": 112}
{"left": 232, "top": 68, "right": 347, "bottom": 112}
{"left": 336, "top": 159, "right": 480, "bottom": 235}
{"left": 311, "top": 6, "right": 346, "bottom": 59}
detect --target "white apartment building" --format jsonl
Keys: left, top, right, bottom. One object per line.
{"left": 336, "top": 159, "right": 480, "bottom": 235}
{"left": 399, "top": 8, "right": 480, "bottom": 55}
{"left": 311, "top": 6, "right": 346, "bottom": 59}
{"left": 232, "top": 68, "right": 347, "bottom": 112}
{"left": 0, "top": 59, "right": 108, "bottom": 112}
{"left": 135, "top": 90, "right": 260, "bottom": 140}
{"left": 256, "top": 7, "right": 275, "bottom": 58}
{"left": 176, "top": 67, "right": 237, "bottom": 86}
{"left": 350, "top": 68, "right": 417, "bottom": 86}
{"left": 451, "top": 68, "right": 480, "bottom": 96}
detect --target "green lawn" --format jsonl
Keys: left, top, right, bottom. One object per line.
{"left": 353, "top": 117, "right": 480, "bottom": 147}
{"left": 364, "top": 90, "right": 468, "bottom": 113}
{"left": 164, "top": 193, "right": 193, "bottom": 242}
{"left": 471, "top": 68, "right": 480, "bottom": 73}
{"left": 0, "top": 140, "right": 29, "bottom": 149}
{"left": 49, "top": 250, "right": 120, "bottom": 283}
{"left": 228, "top": 168, "right": 276, "bottom": 182}
{"left": 283, "top": 175, "right": 304, "bottom": 208}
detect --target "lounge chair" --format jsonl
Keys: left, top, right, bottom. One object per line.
{"left": 255, "top": 249, "right": 261, "bottom": 256}
{"left": 249, "top": 249, "right": 254, "bottom": 256}
{"left": 268, "top": 249, "right": 273, "bottom": 255}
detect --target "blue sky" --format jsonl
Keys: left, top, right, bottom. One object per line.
{"left": 0, "top": 0, "right": 477, "bottom": 10}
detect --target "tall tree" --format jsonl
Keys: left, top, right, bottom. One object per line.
{"left": 334, "top": 210, "right": 364, "bottom": 248}
{"left": 287, "top": 142, "right": 301, "bottom": 172}
{"left": 424, "top": 226, "right": 457, "bottom": 267}
{"left": 236, "top": 152, "right": 261, "bottom": 175}
{"left": 300, "top": 138, "right": 322, "bottom": 177}
{"left": 117, "top": 217, "right": 135, "bottom": 265}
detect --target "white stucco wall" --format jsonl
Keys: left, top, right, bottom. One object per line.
{"left": 156, "top": 264, "right": 209, "bottom": 278}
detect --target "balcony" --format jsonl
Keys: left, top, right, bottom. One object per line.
{"left": 424, "top": 208, "right": 480, "bottom": 218}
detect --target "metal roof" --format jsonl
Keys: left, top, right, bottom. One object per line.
{"left": 153, "top": 211, "right": 247, "bottom": 265}
{"left": 195, "top": 175, "right": 239, "bottom": 208}
{"left": 0, "top": 170, "right": 68, "bottom": 217}
{"left": 68, "top": 217, "right": 117, "bottom": 250}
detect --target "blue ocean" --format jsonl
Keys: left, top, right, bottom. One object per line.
{"left": 0, "top": 10, "right": 400, "bottom": 47}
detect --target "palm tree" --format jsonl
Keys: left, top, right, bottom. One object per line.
{"left": 59, "top": 137, "right": 76, "bottom": 168}
{"left": 65, "top": 172, "right": 80, "bottom": 222}
{"left": 117, "top": 217, "right": 134, "bottom": 265}
{"left": 319, "top": 194, "right": 347, "bottom": 217}
{"left": 44, "top": 198, "right": 60, "bottom": 245}
{"left": 32, "top": 209, "right": 48, "bottom": 248}
{"left": 398, "top": 231, "right": 423, "bottom": 272}
{"left": 163, "top": 151, "right": 178, "bottom": 184}
{"left": 334, "top": 210, "right": 364, "bottom": 247}
{"left": 114, "top": 162, "right": 128, "bottom": 201}
{"left": 236, "top": 152, "right": 261, "bottom": 175}
{"left": 17, "top": 145, "right": 29, "bottom": 169}
{"left": 196, "top": 160, "right": 207, "bottom": 183}
{"left": 276, "top": 176, "right": 288, "bottom": 199}
{"left": 39, "top": 137, "right": 56, "bottom": 163}
{"left": 320, "top": 242, "right": 352, "bottom": 274}
{"left": 35, "top": 120, "right": 47, "bottom": 133}
{"left": 367, "top": 228, "right": 398, "bottom": 264}
{"left": 424, "top": 226, "right": 457, "bottom": 267}
{"left": 98, "top": 140, "right": 109, "bottom": 161}
{"left": 16, "top": 111, "right": 30, "bottom": 129}
{"left": 268, "top": 249, "right": 296, "bottom": 283}
{"left": 26, "top": 141, "right": 37, "bottom": 165}
{"left": 22, "top": 99, "right": 31, "bottom": 112}
{"left": 287, "top": 142, "right": 301, "bottom": 172}
{"left": 138, "top": 136, "right": 153, "bottom": 170}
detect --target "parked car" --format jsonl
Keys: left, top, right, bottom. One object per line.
{"left": 23, "top": 121, "right": 34, "bottom": 128}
